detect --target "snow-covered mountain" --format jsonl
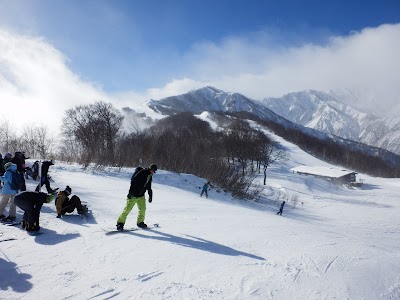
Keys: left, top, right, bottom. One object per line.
{"left": 260, "top": 90, "right": 400, "bottom": 155}
{"left": 147, "top": 86, "right": 284, "bottom": 125}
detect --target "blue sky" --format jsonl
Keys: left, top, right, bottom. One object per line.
{"left": 2, "top": 0, "right": 399, "bottom": 91}
{"left": 0, "top": 0, "right": 399, "bottom": 132}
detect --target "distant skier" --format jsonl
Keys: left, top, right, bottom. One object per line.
{"left": 200, "top": 181, "right": 211, "bottom": 198}
{"left": 116, "top": 164, "right": 157, "bottom": 231}
{"left": 277, "top": 201, "right": 285, "bottom": 216}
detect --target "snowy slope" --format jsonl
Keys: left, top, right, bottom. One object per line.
{"left": 1, "top": 135, "right": 400, "bottom": 299}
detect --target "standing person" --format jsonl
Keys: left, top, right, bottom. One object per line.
{"left": 116, "top": 164, "right": 157, "bottom": 231}
{"left": 2, "top": 152, "right": 13, "bottom": 190}
{"left": 0, "top": 154, "right": 4, "bottom": 188}
{"left": 200, "top": 181, "right": 210, "bottom": 198}
{"left": 55, "top": 186, "right": 87, "bottom": 217}
{"left": 0, "top": 162, "right": 19, "bottom": 222}
{"left": 12, "top": 151, "right": 29, "bottom": 191}
{"left": 14, "top": 191, "right": 54, "bottom": 232}
{"left": 277, "top": 201, "right": 286, "bottom": 216}
{"left": 2, "top": 153, "right": 12, "bottom": 167}
{"left": 35, "top": 160, "right": 56, "bottom": 193}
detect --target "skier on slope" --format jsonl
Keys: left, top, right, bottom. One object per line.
{"left": 277, "top": 201, "right": 285, "bottom": 216}
{"left": 200, "top": 181, "right": 211, "bottom": 198}
{"left": 116, "top": 164, "right": 157, "bottom": 231}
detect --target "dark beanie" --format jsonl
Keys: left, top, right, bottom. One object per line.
{"left": 64, "top": 185, "right": 72, "bottom": 196}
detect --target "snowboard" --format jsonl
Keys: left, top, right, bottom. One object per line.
{"left": 104, "top": 223, "right": 160, "bottom": 235}
{"left": 1, "top": 221, "right": 21, "bottom": 226}
{"left": 79, "top": 209, "right": 92, "bottom": 218}
{"left": 0, "top": 237, "right": 17, "bottom": 242}
{"left": 0, "top": 232, "right": 17, "bottom": 242}
{"left": 27, "top": 231, "right": 43, "bottom": 236}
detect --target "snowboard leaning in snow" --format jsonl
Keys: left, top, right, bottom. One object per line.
{"left": 104, "top": 223, "right": 160, "bottom": 234}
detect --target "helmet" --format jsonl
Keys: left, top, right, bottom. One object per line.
{"left": 46, "top": 194, "right": 55, "bottom": 203}
{"left": 149, "top": 164, "right": 158, "bottom": 172}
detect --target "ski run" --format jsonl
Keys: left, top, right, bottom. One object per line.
{"left": 0, "top": 133, "right": 399, "bottom": 300}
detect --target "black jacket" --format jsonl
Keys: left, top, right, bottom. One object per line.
{"left": 15, "top": 191, "right": 47, "bottom": 204}
{"left": 41, "top": 161, "right": 54, "bottom": 177}
{"left": 128, "top": 168, "right": 153, "bottom": 198}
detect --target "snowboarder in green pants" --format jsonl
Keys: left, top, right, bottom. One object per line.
{"left": 116, "top": 164, "right": 157, "bottom": 231}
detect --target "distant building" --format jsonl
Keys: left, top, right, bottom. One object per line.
{"left": 290, "top": 166, "right": 357, "bottom": 185}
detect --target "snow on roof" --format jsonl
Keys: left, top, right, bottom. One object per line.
{"left": 290, "top": 166, "right": 356, "bottom": 178}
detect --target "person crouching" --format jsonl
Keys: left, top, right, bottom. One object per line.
{"left": 14, "top": 191, "right": 55, "bottom": 232}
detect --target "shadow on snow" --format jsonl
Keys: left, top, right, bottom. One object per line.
{"left": 0, "top": 257, "right": 32, "bottom": 293}
{"left": 122, "top": 229, "right": 265, "bottom": 261}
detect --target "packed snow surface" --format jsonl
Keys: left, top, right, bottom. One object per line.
{"left": 1, "top": 135, "right": 399, "bottom": 299}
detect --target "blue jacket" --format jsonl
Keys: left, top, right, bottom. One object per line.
{"left": 202, "top": 183, "right": 209, "bottom": 191}
{"left": 0, "top": 163, "right": 18, "bottom": 195}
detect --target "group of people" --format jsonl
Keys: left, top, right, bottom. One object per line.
{"left": 1, "top": 153, "right": 159, "bottom": 232}
{"left": 1, "top": 153, "right": 236, "bottom": 232}
{"left": 0, "top": 152, "right": 88, "bottom": 232}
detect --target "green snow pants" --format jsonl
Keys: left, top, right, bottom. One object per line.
{"left": 117, "top": 196, "right": 146, "bottom": 225}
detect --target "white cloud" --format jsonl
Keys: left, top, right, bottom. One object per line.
{"left": 159, "top": 23, "right": 400, "bottom": 116}
{"left": 0, "top": 29, "right": 111, "bottom": 135}
{"left": 1, "top": 23, "right": 399, "bottom": 139}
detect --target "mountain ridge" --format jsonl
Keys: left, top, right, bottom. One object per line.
{"left": 261, "top": 90, "right": 400, "bottom": 155}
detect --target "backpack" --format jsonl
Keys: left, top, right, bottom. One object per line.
{"left": 131, "top": 167, "right": 143, "bottom": 180}
{"left": 8, "top": 170, "right": 24, "bottom": 191}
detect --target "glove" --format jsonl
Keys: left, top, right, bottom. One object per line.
{"left": 56, "top": 214, "right": 62, "bottom": 218}
{"left": 148, "top": 196, "right": 152, "bottom": 203}
{"left": 127, "top": 193, "right": 132, "bottom": 199}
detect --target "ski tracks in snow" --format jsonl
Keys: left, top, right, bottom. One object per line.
{"left": 324, "top": 255, "right": 339, "bottom": 274}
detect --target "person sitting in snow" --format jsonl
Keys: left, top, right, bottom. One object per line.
{"left": 14, "top": 191, "right": 55, "bottom": 232}
{"left": 55, "top": 186, "right": 87, "bottom": 218}
{"left": 116, "top": 164, "right": 157, "bottom": 231}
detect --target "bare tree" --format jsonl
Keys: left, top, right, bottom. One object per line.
{"left": 0, "top": 119, "right": 17, "bottom": 153}
{"left": 35, "top": 125, "right": 55, "bottom": 158}
{"left": 62, "top": 101, "right": 124, "bottom": 166}
{"left": 260, "top": 142, "right": 288, "bottom": 185}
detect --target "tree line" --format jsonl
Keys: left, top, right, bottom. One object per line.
{"left": 57, "top": 102, "right": 284, "bottom": 198}
{"left": 3, "top": 100, "right": 397, "bottom": 200}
